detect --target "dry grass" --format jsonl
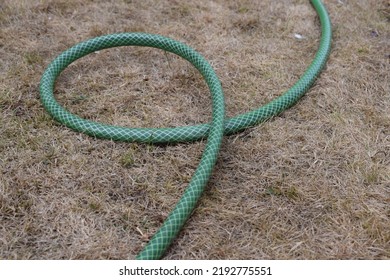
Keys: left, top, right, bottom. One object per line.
{"left": 0, "top": 0, "right": 389, "bottom": 259}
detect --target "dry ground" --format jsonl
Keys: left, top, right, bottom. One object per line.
{"left": 0, "top": 0, "right": 389, "bottom": 259}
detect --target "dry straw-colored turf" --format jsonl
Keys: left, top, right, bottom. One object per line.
{"left": 0, "top": 0, "right": 389, "bottom": 259}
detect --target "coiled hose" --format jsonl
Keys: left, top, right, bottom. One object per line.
{"left": 39, "top": 0, "right": 332, "bottom": 259}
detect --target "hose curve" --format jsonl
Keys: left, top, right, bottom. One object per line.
{"left": 39, "top": 0, "right": 332, "bottom": 259}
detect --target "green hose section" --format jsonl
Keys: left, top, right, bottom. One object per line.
{"left": 39, "top": 0, "right": 332, "bottom": 259}
{"left": 40, "top": 33, "right": 226, "bottom": 260}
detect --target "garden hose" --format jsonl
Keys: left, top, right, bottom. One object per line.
{"left": 39, "top": 0, "right": 332, "bottom": 259}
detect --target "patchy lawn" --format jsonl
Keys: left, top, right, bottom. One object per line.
{"left": 0, "top": 0, "right": 389, "bottom": 259}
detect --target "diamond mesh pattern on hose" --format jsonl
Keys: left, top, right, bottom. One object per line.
{"left": 40, "top": 33, "right": 226, "bottom": 260}
{"left": 39, "top": 0, "right": 331, "bottom": 259}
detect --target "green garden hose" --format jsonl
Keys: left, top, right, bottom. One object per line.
{"left": 39, "top": 0, "right": 332, "bottom": 259}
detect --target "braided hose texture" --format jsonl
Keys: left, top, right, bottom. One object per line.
{"left": 39, "top": 0, "right": 332, "bottom": 259}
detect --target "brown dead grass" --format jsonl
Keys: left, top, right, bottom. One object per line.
{"left": 0, "top": 0, "right": 389, "bottom": 259}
